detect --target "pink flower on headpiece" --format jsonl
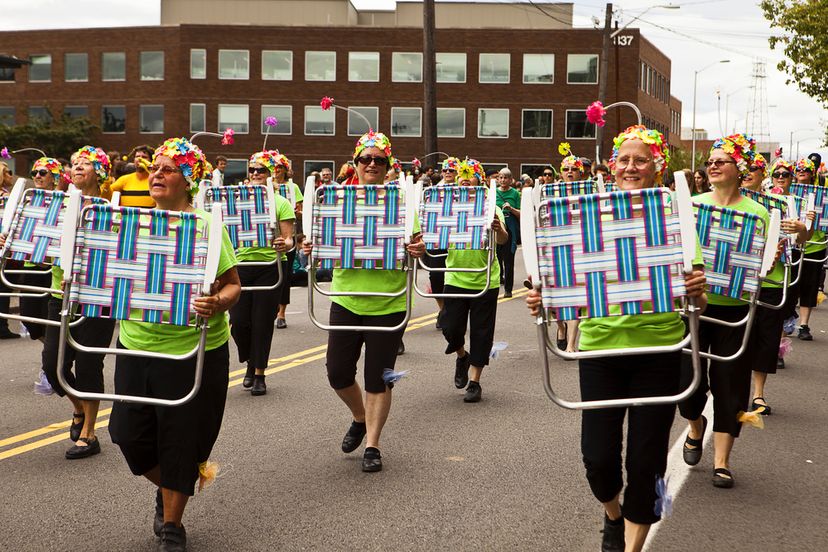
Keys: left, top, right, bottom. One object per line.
{"left": 320, "top": 96, "right": 334, "bottom": 111}
{"left": 412, "top": 157, "right": 421, "bottom": 168}
{"left": 221, "top": 128, "right": 235, "bottom": 145}
{"left": 774, "top": 147, "right": 782, "bottom": 158}
{"left": 586, "top": 101, "right": 606, "bottom": 127}
{"left": 264, "top": 116, "right": 278, "bottom": 127}
{"left": 0, "top": 147, "right": 10, "bottom": 159}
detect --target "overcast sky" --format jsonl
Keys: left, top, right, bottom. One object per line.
{"left": 1, "top": 0, "right": 825, "bottom": 159}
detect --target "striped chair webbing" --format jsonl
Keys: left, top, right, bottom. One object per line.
{"left": 602, "top": 180, "right": 618, "bottom": 193}
{"left": 420, "top": 185, "right": 488, "bottom": 251}
{"left": 790, "top": 183, "right": 828, "bottom": 232}
{"left": 68, "top": 205, "right": 209, "bottom": 326}
{"left": 313, "top": 184, "right": 406, "bottom": 270}
{"left": 694, "top": 202, "right": 765, "bottom": 299}
{"left": 739, "top": 188, "right": 789, "bottom": 214}
{"left": 0, "top": 196, "right": 6, "bottom": 221}
{"left": 540, "top": 179, "right": 598, "bottom": 199}
{"left": 277, "top": 183, "right": 294, "bottom": 205}
{"left": 205, "top": 185, "right": 271, "bottom": 249}
{"left": 536, "top": 188, "right": 686, "bottom": 321}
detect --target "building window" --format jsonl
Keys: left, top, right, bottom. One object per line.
{"left": 0, "top": 106, "right": 14, "bottom": 126}
{"left": 262, "top": 50, "right": 292, "bottom": 80}
{"left": 261, "top": 105, "right": 292, "bottom": 134}
{"left": 479, "top": 53, "right": 510, "bottom": 84}
{"left": 102, "top": 105, "right": 126, "bottom": 133}
{"left": 567, "top": 54, "right": 598, "bottom": 84}
{"left": 304, "top": 106, "right": 335, "bottom": 135}
{"left": 436, "top": 53, "right": 466, "bottom": 83}
{"left": 140, "top": 105, "right": 164, "bottom": 134}
{"left": 190, "top": 49, "right": 206, "bottom": 79}
{"left": 304, "top": 160, "right": 335, "bottom": 180}
{"left": 565, "top": 110, "right": 596, "bottom": 139}
{"left": 478, "top": 108, "right": 509, "bottom": 138}
{"left": 28, "top": 106, "right": 51, "bottom": 124}
{"left": 140, "top": 51, "right": 164, "bottom": 80}
{"left": 482, "top": 163, "right": 507, "bottom": 176}
{"left": 64, "top": 53, "right": 88, "bottom": 82}
{"left": 348, "top": 52, "right": 379, "bottom": 82}
{"left": 348, "top": 106, "right": 378, "bottom": 136}
{"left": 218, "top": 50, "right": 249, "bottom": 80}
{"left": 523, "top": 54, "right": 554, "bottom": 84}
{"left": 392, "top": 52, "right": 423, "bottom": 82}
{"left": 305, "top": 51, "right": 336, "bottom": 81}
{"left": 29, "top": 54, "right": 51, "bottom": 82}
{"left": 189, "top": 104, "right": 206, "bottom": 133}
{"left": 391, "top": 107, "right": 422, "bottom": 137}
{"left": 0, "top": 66, "right": 13, "bottom": 82}
{"left": 522, "top": 109, "right": 553, "bottom": 139}
{"left": 102, "top": 52, "right": 126, "bottom": 81}
{"left": 218, "top": 104, "right": 249, "bottom": 133}
{"left": 224, "top": 159, "right": 248, "bottom": 186}
{"left": 63, "top": 106, "right": 89, "bottom": 119}
{"left": 437, "top": 108, "right": 465, "bottom": 138}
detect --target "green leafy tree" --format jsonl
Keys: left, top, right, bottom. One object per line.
{"left": 0, "top": 109, "right": 98, "bottom": 161}
{"left": 668, "top": 147, "right": 705, "bottom": 173}
{"left": 761, "top": 0, "right": 828, "bottom": 105}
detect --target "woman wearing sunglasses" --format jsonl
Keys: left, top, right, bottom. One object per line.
{"left": 679, "top": 134, "right": 771, "bottom": 489}
{"left": 792, "top": 158, "right": 823, "bottom": 342}
{"left": 559, "top": 155, "right": 585, "bottom": 183}
{"left": 303, "top": 131, "right": 425, "bottom": 472}
{"left": 426, "top": 157, "right": 460, "bottom": 329}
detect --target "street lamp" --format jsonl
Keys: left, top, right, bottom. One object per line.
{"left": 722, "top": 86, "right": 750, "bottom": 137}
{"left": 610, "top": 4, "right": 680, "bottom": 38}
{"left": 692, "top": 59, "right": 731, "bottom": 173}
{"left": 789, "top": 128, "right": 814, "bottom": 159}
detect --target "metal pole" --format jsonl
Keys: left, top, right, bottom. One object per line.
{"left": 789, "top": 130, "right": 793, "bottom": 159}
{"left": 423, "top": 0, "right": 438, "bottom": 164}
{"left": 691, "top": 70, "right": 698, "bottom": 174}
{"left": 595, "top": 3, "right": 613, "bottom": 164}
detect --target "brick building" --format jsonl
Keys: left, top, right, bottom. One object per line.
{"left": 0, "top": 0, "right": 681, "bottom": 183}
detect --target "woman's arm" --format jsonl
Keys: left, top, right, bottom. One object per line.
{"left": 193, "top": 267, "right": 241, "bottom": 318}
{"left": 272, "top": 219, "right": 295, "bottom": 252}
{"left": 684, "top": 266, "right": 707, "bottom": 314}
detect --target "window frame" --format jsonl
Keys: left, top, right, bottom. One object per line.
{"left": 522, "top": 53, "right": 555, "bottom": 84}
{"left": 477, "top": 108, "right": 510, "bottom": 139}
{"left": 391, "top": 52, "right": 424, "bottom": 83}
{"left": 101, "top": 52, "right": 126, "bottom": 82}
{"left": 140, "top": 51, "right": 165, "bottom": 81}
{"left": 101, "top": 105, "right": 127, "bottom": 134}
{"left": 303, "top": 105, "right": 335, "bottom": 136}
{"left": 217, "top": 103, "right": 250, "bottom": 134}
{"left": 28, "top": 54, "right": 52, "bottom": 83}
{"left": 566, "top": 54, "right": 599, "bottom": 85}
{"left": 260, "top": 105, "right": 292, "bottom": 135}
{"left": 564, "top": 109, "right": 597, "bottom": 140}
{"left": 478, "top": 53, "right": 510, "bottom": 84}
{"left": 347, "top": 106, "right": 379, "bottom": 137}
{"left": 347, "top": 51, "right": 380, "bottom": 83}
{"left": 521, "top": 108, "right": 554, "bottom": 140}
{"left": 190, "top": 49, "right": 207, "bottom": 80}
{"left": 261, "top": 50, "right": 293, "bottom": 81}
{"left": 0, "top": 106, "right": 15, "bottom": 126}
{"left": 304, "top": 51, "right": 337, "bottom": 82}
{"left": 390, "top": 107, "right": 423, "bottom": 138}
{"left": 189, "top": 103, "right": 206, "bottom": 134}
{"left": 218, "top": 49, "right": 250, "bottom": 80}
{"left": 436, "top": 107, "right": 466, "bottom": 139}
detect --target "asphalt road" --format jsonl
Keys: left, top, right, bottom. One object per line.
{"left": 1, "top": 251, "right": 826, "bottom": 551}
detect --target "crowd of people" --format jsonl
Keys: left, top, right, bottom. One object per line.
{"left": 1, "top": 114, "right": 826, "bottom": 552}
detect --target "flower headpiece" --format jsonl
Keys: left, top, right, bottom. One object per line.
{"left": 751, "top": 153, "right": 768, "bottom": 179}
{"left": 457, "top": 158, "right": 486, "bottom": 184}
{"left": 770, "top": 159, "right": 794, "bottom": 176}
{"left": 353, "top": 130, "right": 399, "bottom": 172}
{"left": 795, "top": 158, "right": 816, "bottom": 173}
{"left": 202, "top": 160, "right": 214, "bottom": 182}
{"left": 441, "top": 156, "right": 461, "bottom": 171}
{"left": 560, "top": 155, "right": 584, "bottom": 173}
{"left": 152, "top": 137, "right": 209, "bottom": 194}
{"left": 249, "top": 149, "right": 291, "bottom": 175}
{"left": 73, "top": 145, "right": 111, "bottom": 185}
{"left": 710, "top": 133, "right": 757, "bottom": 178}
{"left": 557, "top": 142, "right": 573, "bottom": 157}
{"left": 32, "top": 157, "right": 63, "bottom": 182}
{"left": 609, "top": 125, "right": 670, "bottom": 182}
{"left": 586, "top": 101, "right": 607, "bottom": 127}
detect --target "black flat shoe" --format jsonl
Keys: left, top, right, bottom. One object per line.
{"left": 682, "top": 415, "right": 707, "bottom": 466}
{"left": 153, "top": 488, "right": 164, "bottom": 537}
{"left": 251, "top": 375, "right": 267, "bottom": 396}
{"left": 752, "top": 397, "right": 772, "bottom": 416}
{"left": 341, "top": 421, "right": 367, "bottom": 453}
{"left": 600, "top": 514, "right": 625, "bottom": 552}
{"left": 463, "top": 381, "right": 482, "bottom": 403}
{"left": 712, "top": 467, "right": 735, "bottom": 488}
{"left": 0, "top": 328, "right": 21, "bottom": 339}
{"left": 276, "top": 318, "right": 287, "bottom": 329}
{"left": 454, "top": 354, "right": 470, "bottom": 389}
{"left": 242, "top": 365, "right": 254, "bottom": 389}
{"left": 69, "top": 412, "right": 84, "bottom": 442}
{"left": 65, "top": 437, "right": 101, "bottom": 459}
{"left": 158, "top": 522, "right": 186, "bottom": 552}
{"left": 776, "top": 357, "right": 785, "bottom": 369}
{"left": 362, "top": 447, "right": 382, "bottom": 472}
{"left": 397, "top": 341, "right": 405, "bottom": 355}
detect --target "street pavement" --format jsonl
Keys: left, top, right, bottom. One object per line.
{"left": 1, "top": 249, "right": 826, "bottom": 551}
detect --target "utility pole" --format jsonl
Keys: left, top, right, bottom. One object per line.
{"left": 423, "top": 0, "right": 438, "bottom": 162}
{"left": 595, "top": 3, "right": 612, "bottom": 164}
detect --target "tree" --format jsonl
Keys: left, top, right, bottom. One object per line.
{"left": 0, "top": 109, "right": 99, "bottom": 161}
{"left": 761, "top": 0, "right": 828, "bottom": 106}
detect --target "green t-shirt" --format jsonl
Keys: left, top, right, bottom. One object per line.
{"left": 235, "top": 194, "right": 295, "bottom": 262}
{"left": 444, "top": 206, "right": 504, "bottom": 290}
{"left": 496, "top": 187, "right": 521, "bottom": 219}
{"left": 694, "top": 192, "right": 770, "bottom": 306}
{"left": 119, "top": 210, "right": 238, "bottom": 355}
{"left": 804, "top": 229, "right": 826, "bottom": 255}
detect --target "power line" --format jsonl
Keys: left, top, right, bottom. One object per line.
{"left": 635, "top": 15, "right": 759, "bottom": 59}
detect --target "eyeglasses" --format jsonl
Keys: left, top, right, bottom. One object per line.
{"left": 355, "top": 155, "right": 389, "bottom": 167}
{"left": 30, "top": 169, "right": 50, "bottom": 177}
{"left": 561, "top": 167, "right": 577, "bottom": 172}
{"left": 148, "top": 165, "right": 181, "bottom": 176}
{"left": 614, "top": 156, "right": 652, "bottom": 170}
{"left": 749, "top": 166, "right": 762, "bottom": 172}
{"left": 248, "top": 167, "right": 270, "bottom": 175}
{"left": 771, "top": 171, "right": 792, "bottom": 178}
{"left": 704, "top": 160, "right": 736, "bottom": 169}
{"left": 795, "top": 168, "right": 812, "bottom": 173}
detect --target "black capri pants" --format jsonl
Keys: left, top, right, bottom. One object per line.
{"left": 424, "top": 250, "right": 447, "bottom": 295}
{"left": 19, "top": 270, "right": 52, "bottom": 340}
{"left": 798, "top": 249, "right": 826, "bottom": 308}
{"left": 42, "top": 297, "right": 115, "bottom": 397}
{"left": 109, "top": 342, "right": 230, "bottom": 496}
{"left": 441, "top": 285, "right": 499, "bottom": 367}
{"left": 230, "top": 264, "right": 281, "bottom": 369}
{"left": 679, "top": 303, "right": 751, "bottom": 437}
{"left": 782, "top": 250, "right": 802, "bottom": 321}
{"left": 279, "top": 251, "right": 295, "bottom": 305}
{"left": 746, "top": 287, "right": 785, "bottom": 374}
{"left": 580, "top": 351, "right": 680, "bottom": 525}
{"left": 325, "top": 302, "right": 406, "bottom": 394}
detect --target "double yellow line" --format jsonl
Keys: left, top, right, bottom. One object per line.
{"left": 0, "top": 289, "right": 527, "bottom": 462}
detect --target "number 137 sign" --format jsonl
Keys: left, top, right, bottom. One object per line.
{"left": 613, "top": 35, "right": 635, "bottom": 46}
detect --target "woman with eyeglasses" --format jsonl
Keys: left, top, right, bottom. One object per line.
{"left": 559, "top": 155, "right": 585, "bottom": 183}
{"left": 303, "top": 131, "right": 425, "bottom": 472}
{"left": 792, "top": 158, "right": 823, "bottom": 342}
{"left": 769, "top": 160, "right": 804, "bottom": 328}
{"left": 678, "top": 135, "right": 770, "bottom": 489}
{"left": 426, "top": 157, "right": 460, "bottom": 329}
{"left": 228, "top": 151, "right": 296, "bottom": 396}
{"left": 693, "top": 169, "right": 711, "bottom": 195}
{"left": 526, "top": 125, "right": 706, "bottom": 552}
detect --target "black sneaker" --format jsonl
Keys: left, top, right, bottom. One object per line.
{"left": 601, "top": 515, "right": 625, "bottom": 552}
{"left": 242, "top": 364, "right": 254, "bottom": 389}
{"left": 153, "top": 489, "right": 164, "bottom": 537}
{"left": 251, "top": 375, "right": 267, "bottom": 396}
{"left": 0, "top": 328, "right": 20, "bottom": 339}
{"left": 464, "top": 381, "right": 482, "bottom": 402}
{"left": 341, "top": 421, "right": 367, "bottom": 453}
{"left": 362, "top": 446, "right": 382, "bottom": 472}
{"left": 454, "top": 354, "right": 471, "bottom": 389}
{"left": 798, "top": 325, "right": 813, "bottom": 341}
{"left": 397, "top": 341, "right": 405, "bottom": 355}
{"left": 158, "top": 523, "right": 186, "bottom": 552}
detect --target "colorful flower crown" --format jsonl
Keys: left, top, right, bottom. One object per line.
{"left": 710, "top": 133, "right": 757, "bottom": 177}
{"left": 249, "top": 150, "right": 291, "bottom": 174}
{"left": 560, "top": 155, "right": 585, "bottom": 173}
{"left": 770, "top": 159, "right": 794, "bottom": 175}
{"left": 609, "top": 125, "right": 670, "bottom": 182}
{"left": 457, "top": 158, "right": 486, "bottom": 184}
{"left": 441, "top": 156, "right": 461, "bottom": 172}
{"left": 751, "top": 153, "right": 768, "bottom": 179}
{"left": 796, "top": 158, "right": 816, "bottom": 173}
{"left": 32, "top": 157, "right": 63, "bottom": 182}
{"left": 353, "top": 130, "right": 399, "bottom": 171}
{"left": 153, "top": 137, "right": 209, "bottom": 193}
{"left": 73, "top": 146, "right": 111, "bottom": 185}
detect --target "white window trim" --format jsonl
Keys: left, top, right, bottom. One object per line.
{"left": 305, "top": 51, "right": 337, "bottom": 82}
{"left": 101, "top": 105, "right": 127, "bottom": 135}
{"left": 391, "top": 52, "right": 424, "bottom": 83}
{"left": 140, "top": 51, "right": 165, "bottom": 81}
{"left": 520, "top": 108, "right": 554, "bottom": 140}
{"left": 303, "top": 105, "right": 335, "bottom": 137}
{"left": 477, "top": 108, "right": 509, "bottom": 139}
{"left": 190, "top": 49, "right": 206, "bottom": 80}
{"left": 390, "top": 107, "right": 423, "bottom": 138}
{"left": 303, "top": 160, "right": 336, "bottom": 180}
{"left": 478, "top": 53, "right": 510, "bottom": 85}
{"left": 436, "top": 52, "right": 467, "bottom": 84}
{"left": 218, "top": 103, "right": 250, "bottom": 135}
{"left": 564, "top": 109, "right": 596, "bottom": 140}
{"left": 218, "top": 49, "right": 250, "bottom": 80}
{"left": 29, "top": 54, "right": 52, "bottom": 83}
{"left": 260, "top": 105, "right": 292, "bottom": 135}
{"left": 261, "top": 50, "right": 293, "bottom": 81}
{"left": 347, "top": 51, "right": 380, "bottom": 83}
{"left": 139, "top": 104, "right": 164, "bottom": 135}
{"left": 347, "top": 106, "right": 379, "bottom": 136}
{"left": 101, "top": 52, "right": 126, "bottom": 82}
{"left": 437, "top": 107, "right": 466, "bottom": 139}
{"left": 64, "top": 53, "right": 89, "bottom": 83}
{"left": 189, "top": 103, "right": 206, "bottom": 134}
{"left": 566, "top": 54, "right": 599, "bottom": 85}
{"left": 522, "top": 53, "right": 554, "bottom": 85}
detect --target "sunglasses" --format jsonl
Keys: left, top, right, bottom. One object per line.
{"left": 562, "top": 167, "right": 577, "bottom": 172}
{"left": 749, "top": 166, "right": 762, "bottom": 172}
{"left": 355, "top": 155, "right": 389, "bottom": 167}
{"left": 704, "top": 160, "right": 736, "bottom": 169}
{"left": 442, "top": 168, "right": 456, "bottom": 173}
{"left": 795, "top": 168, "right": 812, "bottom": 173}
{"left": 248, "top": 167, "right": 270, "bottom": 175}
{"left": 30, "top": 169, "right": 50, "bottom": 177}
{"left": 771, "top": 171, "right": 792, "bottom": 178}
{"left": 542, "top": 172, "right": 554, "bottom": 177}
